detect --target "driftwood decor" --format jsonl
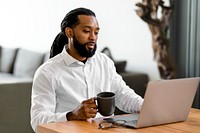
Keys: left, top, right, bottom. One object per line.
{"left": 136, "top": 0, "right": 177, "bottom": 79}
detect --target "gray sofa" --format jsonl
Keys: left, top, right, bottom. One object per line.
{"left": 0, "top": 46, "right": 48, "bottom": 133}
{"left": 0, "top": 46, "right": 148, "bottom": 133}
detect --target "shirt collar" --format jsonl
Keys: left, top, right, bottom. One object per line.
{"left": 61, "top": 45, "right": 96, "bottom": 66}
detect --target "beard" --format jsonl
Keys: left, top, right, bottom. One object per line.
{"left": 72, "top": 35, "right": 97, "bottom": 57}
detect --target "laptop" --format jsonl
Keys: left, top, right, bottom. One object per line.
{"left": 104, "top": 77, "right": 200, "bottom": 128}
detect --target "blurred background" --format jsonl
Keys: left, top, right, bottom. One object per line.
{"left": 0, "top": 0, "right": 160, "bottom": 80}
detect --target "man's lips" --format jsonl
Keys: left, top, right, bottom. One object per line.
{"left": 86, "top": 42, "right": 95, "bottom": 49}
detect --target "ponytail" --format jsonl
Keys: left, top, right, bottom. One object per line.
{"left": 49, "top": 32, "right": 68, "bottom": 58}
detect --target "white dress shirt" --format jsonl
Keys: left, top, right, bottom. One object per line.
{"left": 30, "top": 46, "right": 144, "bottom": 132}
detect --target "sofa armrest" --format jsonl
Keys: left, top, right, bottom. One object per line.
{"left": 0, "top": 82, "right": 34, "bottom": 133}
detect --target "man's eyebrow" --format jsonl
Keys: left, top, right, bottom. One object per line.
{"left": 83, "top": 26, "right": 100, "bottom": 30}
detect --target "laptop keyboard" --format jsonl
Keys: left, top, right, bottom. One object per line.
{"left": 125, "top": 120, "right": 138, "bottom": 127}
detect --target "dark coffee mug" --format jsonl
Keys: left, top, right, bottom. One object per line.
{"left": 96, "top": 92, "right": 115, "bottom": 116}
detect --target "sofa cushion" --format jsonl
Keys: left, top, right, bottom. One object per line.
{"left": 0, "top": 72, "right": 32, "bottom": 83}
{"left": 13, "top": 48, "right": 44, "bottom": 77}
{"left": 0, "top": 46, "right": 18, "bottom": 73}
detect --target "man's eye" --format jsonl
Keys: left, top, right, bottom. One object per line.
{"left": 95, "top": 32, "right": 99, "bottom": 35}
{"left": 83, "top": 30, "right": 90, "bottom": 33}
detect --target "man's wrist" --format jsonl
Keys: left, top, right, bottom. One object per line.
{"left": 66, "top": 111, "right": 76, "bottom": 121}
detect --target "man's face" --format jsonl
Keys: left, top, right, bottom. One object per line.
{"left": 71, "top": 15, "right": 99, "bottom": 57}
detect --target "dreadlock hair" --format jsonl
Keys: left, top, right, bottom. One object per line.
{"left": 49, "top": 7, "right": 96, "bottom": 58}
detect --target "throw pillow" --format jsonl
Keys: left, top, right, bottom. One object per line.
{"left": 0, "top": 46, "right": 18, "bottom": 73}
{"left": 13, "top": 48, "right": 44, "bottom": 77}
{"left": 114, "top": 60, "right": 127, "bottom": 73}
{"left": 101, "top": 47, "right": 114, "bottom": 60}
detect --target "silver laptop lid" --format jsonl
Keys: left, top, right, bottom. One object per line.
{"left": 137, "top": 77, "right": 200, "bottom": 128}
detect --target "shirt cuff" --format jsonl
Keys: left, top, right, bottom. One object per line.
{"left": 56, "top": 112, "right": 68, "bottom": 122}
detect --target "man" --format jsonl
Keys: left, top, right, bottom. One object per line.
{"left": 30, "top": 7, "right": 143, "bottom": 132}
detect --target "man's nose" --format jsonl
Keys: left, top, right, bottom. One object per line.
{"left": 89, "top": 32, "right": 97, "bottom": 40}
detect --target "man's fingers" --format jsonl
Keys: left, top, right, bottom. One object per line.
{"left": 88, "top": 113, "right": 96, "bottom": 118}
{"left": 83, "top": 107, "right": 97, "bottom": 114}
{"left": 85, "top": 104, "right": 97, "bottom": 109}
{"left": 85, "top": 108, "right": 97, "bottom": 118}
{"left": 89, "top": 108, "right": 97, "bottom": 114}
{"left": 74, "top": 98, "right": 98, "bottom": 119}
{"left": 82, "top": 98, "right": 97, "bottom": 109}
{"left": 82, "top": 98, "right": 96, "bottom": 104}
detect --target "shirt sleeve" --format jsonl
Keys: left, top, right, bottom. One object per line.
{"left": 30, "top": 67, "right": 68, "bottom": 132}
{"left": 109, "top": 60, "right": 144, "bottom": 113}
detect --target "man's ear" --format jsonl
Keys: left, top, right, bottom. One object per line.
{"left": 65, "top": 27, "right": 73, "bottom": 38}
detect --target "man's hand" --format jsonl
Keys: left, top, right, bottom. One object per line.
{"left": 66, "top": 98, "right": 97, "bottom": 120}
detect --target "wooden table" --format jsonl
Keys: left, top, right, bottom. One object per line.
{"left": 38, "top": 108, "right": 200, "bottom": 133}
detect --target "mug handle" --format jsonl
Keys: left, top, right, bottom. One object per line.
{"left": 93, "top": 97, "right": 99, "bottom": 112}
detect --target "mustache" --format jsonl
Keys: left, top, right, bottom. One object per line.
{"left": 85, "top": 42, "right": 96, "bottom": 45}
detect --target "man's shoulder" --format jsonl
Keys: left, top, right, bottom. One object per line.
{"left": 93, "top": 51, "right": 114, "bottom": 65}
{"left": 94, "top": 51, "right": 112, "bottom": 60}
{"left": 36, "top": 54, "right": 63, "bottom": 74}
